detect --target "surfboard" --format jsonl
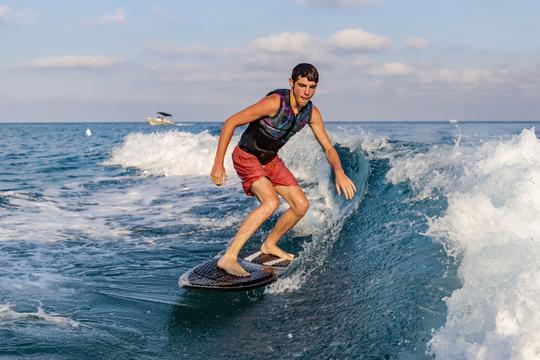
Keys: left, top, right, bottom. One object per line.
{"left": 179, "top": 252, "right": 292, "bottom": 291}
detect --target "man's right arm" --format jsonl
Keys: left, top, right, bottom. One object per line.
{"left": 211, "top": 94, "right": 280, "bottom": 186}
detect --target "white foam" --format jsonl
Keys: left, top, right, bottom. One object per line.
{"left": 0, "top": 173, "right": 245, "bottom": 244}
{"left": 330, "top": 124, "right": 391, "bottom": 157}
{"left": 0, "top": 189, "right": 130, "bottom": 243}
{"left": 0, "top": 271, "right": 70, "bottom": 293}
{"left": 388, "top": 128, "right": 540, "bottom": 359}
{"left": 105, "top": 130, "right": 237, "bottom": 177}
{"left": 0, "top": 303, "right": 80, "bottom": 328}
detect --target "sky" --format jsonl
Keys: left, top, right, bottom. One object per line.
{"left": 1, "top": 0, "right": 539, "bottom": 122}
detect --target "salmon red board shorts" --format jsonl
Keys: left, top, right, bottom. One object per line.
{"left": 232, "top": 145, "right": 298, "bottom": 196}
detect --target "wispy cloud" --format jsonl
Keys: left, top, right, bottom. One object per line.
{"left": 146, "top": 28, "right": 392, "bottom": 70}
{"left": 243, "top": 32, "right": 338, "bottom": 69}
{"left": 331, "top": 28, "right": 392, "bottom": 52}
{"left": 406, "top": 37, "right": 428, "bottom": 50}
{"left": 361, "top": 61, "right": 504, "bottom": 84}
{"left": 25, "top": 55, "right": 126, "bottom": 70}
{"left": 368, "top": 62, "right": 415, "bottom": 77}
{"left": 245, "top": 28, "right": 392, "bottom": 66}
{"left": 144, "top": 28, "right": 393, "bottom": 83}
{"left": 144, "top": 42, "right": 212, "bottom": 57}
{"left": 98, "top": 8, "right": 126, "bottom": 25}
{"left": 250, "top": 32, "right": 316, "bottom": 54}
{"left": 416, "top": 67, "right": 503, "bottom": 85}
{"left": 0, "top": 4, "right": 35, "bottom": 24}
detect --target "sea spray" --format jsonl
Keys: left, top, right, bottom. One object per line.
{"left": 105, "top": 130, "right": 237, "bottom": 177}
{"left": 387, "top": 128, "right": 540, "bottom": 359}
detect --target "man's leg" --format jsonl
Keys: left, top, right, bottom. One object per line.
{"left": 260, "top": 185, "right": 309, "bottom": 260}
{"left": 217, "top": 177, "right": 280, "bottom": 277}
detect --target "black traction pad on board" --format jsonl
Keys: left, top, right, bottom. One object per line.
{"left": 179, "top": 258, "right": 277, "bottom": 291}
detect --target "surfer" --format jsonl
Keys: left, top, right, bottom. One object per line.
{"left": 210, "top": 63, "right": 357, "bottom": 277}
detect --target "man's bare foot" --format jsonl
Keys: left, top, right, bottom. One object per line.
{"left": 217, "top": 256, "right": 250, "bottom": 277}
{"left": 260, "top": 242, "right": 294, "bottom": 261}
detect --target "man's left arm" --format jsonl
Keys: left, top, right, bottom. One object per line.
{"left": 309, "top": 106, "right": 357, "bottom": 200}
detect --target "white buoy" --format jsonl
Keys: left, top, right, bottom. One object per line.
{"left": 85, "top": 128, "right": 92, "bottom": 137}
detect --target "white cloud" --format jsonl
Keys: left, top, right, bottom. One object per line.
{"left": 244, "top": 32, "right": 340, "bottom": 71}
{"left": 25, "top": 55, "right": 126, "bottom": 70}
{"left": 144, "top": 28, "right": 393, "bottom": 84}
{"left": 331, "top": 28, "right": 391, "bottom": 52}
{"left": 251, "top": 32, "right": 315, "bottom": 54}
{"left": 407, "top": 37, "right": 428, "bottom": 50}
{"left": 369, "top": 62, "right": 415, "bottom": 77}
{"left": 98, "top": 8, "right": 126, "bottom": 24}
{"left": 144, "top": 28, "right": 390, "bottom": 75}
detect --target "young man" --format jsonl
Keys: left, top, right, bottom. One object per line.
{"left": 210, "top": 63, "right": 356, "bottom": 277}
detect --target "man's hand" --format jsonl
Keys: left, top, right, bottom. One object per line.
{"left": 335, "top": 170, "right": 357, "bottom": 200}
{"left": 211, "top": 163, "right": 226, "bottom": 186}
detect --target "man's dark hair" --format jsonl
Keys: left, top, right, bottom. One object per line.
{"left": 291, "top": 63, "right": 319, "bottom": 83}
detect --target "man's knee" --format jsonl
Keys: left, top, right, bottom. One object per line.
{"left": 292, "top": 197, "right": 309, "bottom": 217}
{"left": 261, "top": 195, "right": 280, "bottom": 215}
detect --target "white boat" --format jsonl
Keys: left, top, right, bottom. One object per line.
{"left": 449, "top": 119, "right": 458, "bottom": 124}
{"left": 147, "top": 112, "right": 175, "bottom": 126}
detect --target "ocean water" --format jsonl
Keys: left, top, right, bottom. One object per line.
{"left": 0, "top": 121, "right": 539, "bottom": 359}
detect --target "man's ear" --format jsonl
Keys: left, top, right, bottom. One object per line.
{"left": 289, "top": 78, "right": 294, "bottom": 88}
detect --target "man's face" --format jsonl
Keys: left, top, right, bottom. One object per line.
{"left": 289, "top": 76, "right": 317, "bottom": 106}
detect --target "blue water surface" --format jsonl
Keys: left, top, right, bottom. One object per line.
{"left": 0, "top": 121, "right": 537, "bottom": 359}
